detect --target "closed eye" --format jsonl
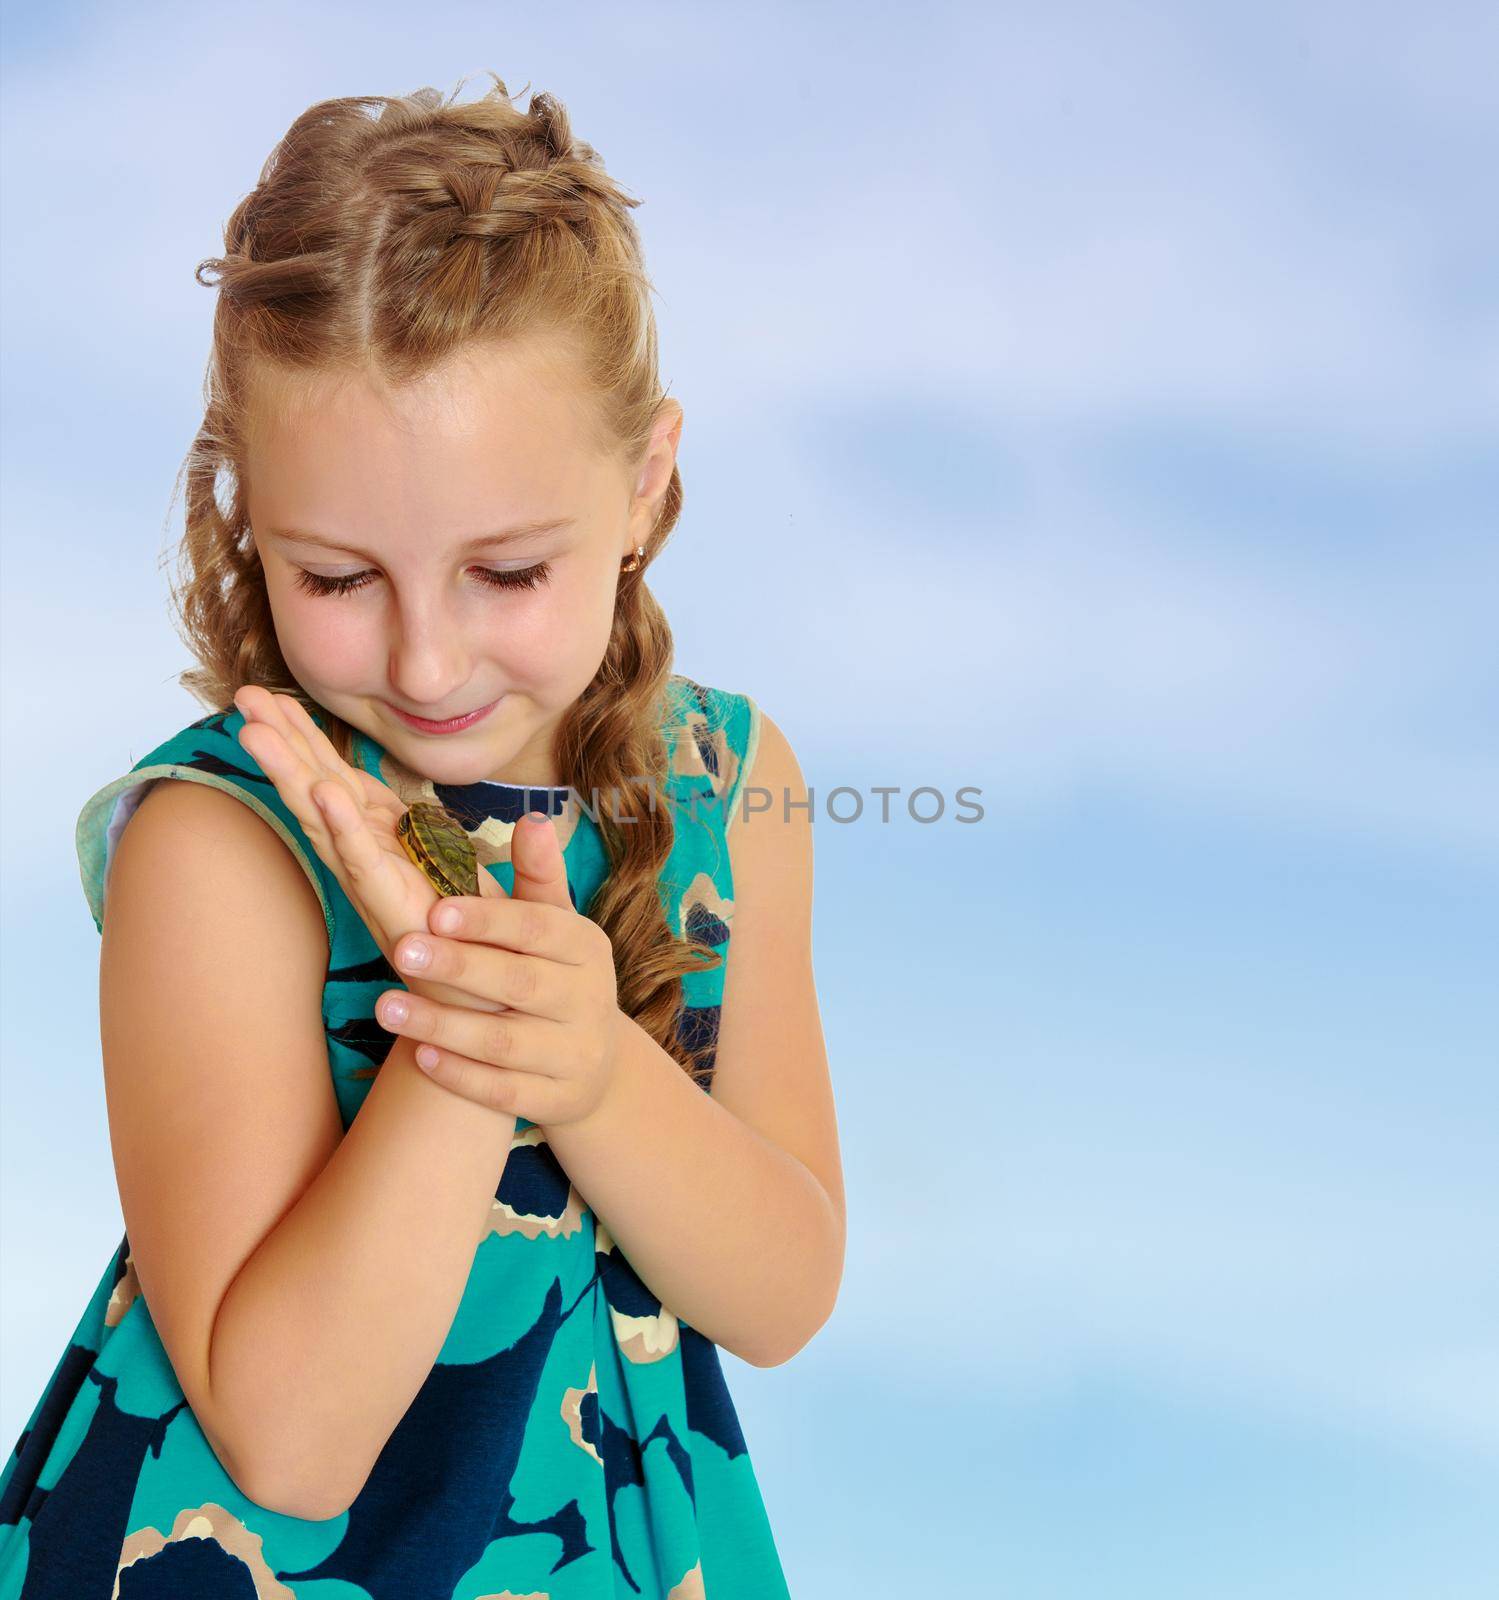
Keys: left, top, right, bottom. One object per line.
{"left": 292, "top": 562, "right": 552, "bottom": 598}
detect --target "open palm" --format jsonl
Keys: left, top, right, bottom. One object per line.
{"left": 231, "top": 684, "right": 505, "bottom": 1013}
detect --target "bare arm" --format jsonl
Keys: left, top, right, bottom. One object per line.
{"left": 102, "top": 778, "right": 518, "bottom": 1521}
{"left": 543, "top": 1009, "right": 842, "bottom": 1366}
{"left": 540, "top": 710, "right": 844, "bottom": 1365}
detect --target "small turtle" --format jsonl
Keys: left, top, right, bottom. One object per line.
{"left": 397, "top": 801, "right": 480, "bottom": 898}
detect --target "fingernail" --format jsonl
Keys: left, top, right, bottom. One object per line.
{"left": 431, "top": 904, "right": 460, "bottom": 933}
{"left": 398, "top": 939, "right": 430, "bottom": 970}
{"left": 527, "top": 810, "right": 550, "bottom": 828}
{"left": 379, "top": 994, "right": 409, "bottom": 1026}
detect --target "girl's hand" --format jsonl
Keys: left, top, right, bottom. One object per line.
{"left": 230, "top": 684, "right": 507, "bottom": 1015}
{"left": 373, "top": 815, "right": 624, "bottom": 1127}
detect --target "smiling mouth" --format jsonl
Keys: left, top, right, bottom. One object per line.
{"left": 386, "top": 697, "right": 503, "bottom": 734}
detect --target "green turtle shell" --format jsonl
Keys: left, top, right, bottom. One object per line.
{"left": 397, "top": 801, "right": 480, "bottom": 898}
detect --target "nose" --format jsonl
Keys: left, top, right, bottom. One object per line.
{"left": 386, "top": 592, "right": 476, "bottom": 711}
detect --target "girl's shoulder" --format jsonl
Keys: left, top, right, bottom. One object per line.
{"left": 74, "top": 705, "right": 336, "bottom": 945}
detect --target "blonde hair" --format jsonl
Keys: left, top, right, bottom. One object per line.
{"left": 168, "top": 76, "right": 721, "bottom": 1085}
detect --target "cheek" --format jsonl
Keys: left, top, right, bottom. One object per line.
{"left": 271, "top": 592, "right": 382, "bottom": 695}
{"left": 491, "top": 571, "right": 618, "bottom": 680}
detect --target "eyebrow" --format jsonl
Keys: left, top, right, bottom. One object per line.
{"left": 265, "top": 518, "right": 576, "bottom": 560}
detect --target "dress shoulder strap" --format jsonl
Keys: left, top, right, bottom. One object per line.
{"left": 655, "top": 676, "right": 767, "bottom": 1060}
{"left": 663, "top": 673, "right": 765, "bottom": 836}
{"left": 74, "top": 706, "right": 337, "bottom": 947}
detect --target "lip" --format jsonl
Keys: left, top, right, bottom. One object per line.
{"left": 385, "top": 697, "right": 503, "bottom": 735}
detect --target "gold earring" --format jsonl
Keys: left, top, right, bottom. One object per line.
{"left": 621, "top": 544, "right": 645, "bottom": 572}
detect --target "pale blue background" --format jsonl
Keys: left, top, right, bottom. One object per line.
{"left": 3, "top": 4, "right": 1496, "bottom": 1595}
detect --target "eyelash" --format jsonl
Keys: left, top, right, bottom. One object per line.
{"left": 292, "top": 562, "right": 552, "bottom": 599}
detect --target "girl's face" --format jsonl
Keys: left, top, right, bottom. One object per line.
{"left": 246, "top": 338, "right": 678, "bottom": 788}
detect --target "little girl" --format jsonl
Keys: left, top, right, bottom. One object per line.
{"left": 0, "top": 77, "right": 843, "bottom": 1597}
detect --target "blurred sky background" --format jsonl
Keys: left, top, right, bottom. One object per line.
{"left": 2, "top": 3, "right": 1496, "bottom": 1595}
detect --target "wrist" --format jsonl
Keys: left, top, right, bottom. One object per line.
{"left": 591, "top": 1008, "right": 635, "bottom": 1123}
{"left": 544, "top": 1008, "right": 633, "bottom": 1136}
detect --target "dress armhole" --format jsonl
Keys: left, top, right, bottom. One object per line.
{"left": 723, "top": 694, "right": 764, "bottom": 839}
{"left": 75, "top": 764, "right": 337, "bottom": 950}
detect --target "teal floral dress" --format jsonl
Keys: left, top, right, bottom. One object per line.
{"left": 0, "top": 674, "right": 790, "bottom": 1600}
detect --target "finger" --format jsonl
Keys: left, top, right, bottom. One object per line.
{"left": 278, "top": 692, "right": 347, "bottom": 770}
{"left": 279, "top": 698, "right": 406, "bottom": 821}
{"left": 409, "top": 1039, "right": 566, "bottom": 1121}
{"left": 509, "top": 812, "right": 573, "bottom": 911}
{"left": 238, "top": 692, "right": 405, "bottom": 847}
{"left": 234, "top": 716, "right": 339, "bottom": 853}
{"left": 391, "top": 929, "right": 569, "bottom": 1020}
{"left": 427, "top": 893, "right": 586, "bottom": 966}
{"left": 235, "top": 686, "right": 324, "bottom": 776}
{"left": 263, "top": 695, "right": 414, "bottom": 827}
{"left": 233, "top": 687, "right": 296, "bottom": 774}
{"left": 378, "top": 990, "right": 562, "bottom": 1080}
{"left": 232, "top": 683, "right": 280, "bottom": 725}
{"left": 314, "top": 780, "right": 407, "bottom": 898}
{"left": 281, "top": 695, "right": 383, "bottom": 806}
{"left": 235, "top": 718, "right": 394, "bottom": 924}
{"left": 351, "top": 767, "right": 413, "bottom": 827}
{"left": 253, "top": 694, "right": 373, "bottom": 840}
{"left": 233, "top": 690, "right": 351, "bottom": 818}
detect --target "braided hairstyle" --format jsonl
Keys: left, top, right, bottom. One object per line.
{"left": 169, "top": 75, "right": 721, "bottom": 1086}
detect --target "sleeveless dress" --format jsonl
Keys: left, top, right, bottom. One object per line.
{"left": 0, "top": 673, "right": 789, "bottom": 1600}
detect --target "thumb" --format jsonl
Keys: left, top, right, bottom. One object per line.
{"left": 510, "top": 810, "right": 572, "bottom": 909}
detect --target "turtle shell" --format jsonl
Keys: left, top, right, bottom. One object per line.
{"left": 397, "top": 801, "right": 480, "bottom": 898}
